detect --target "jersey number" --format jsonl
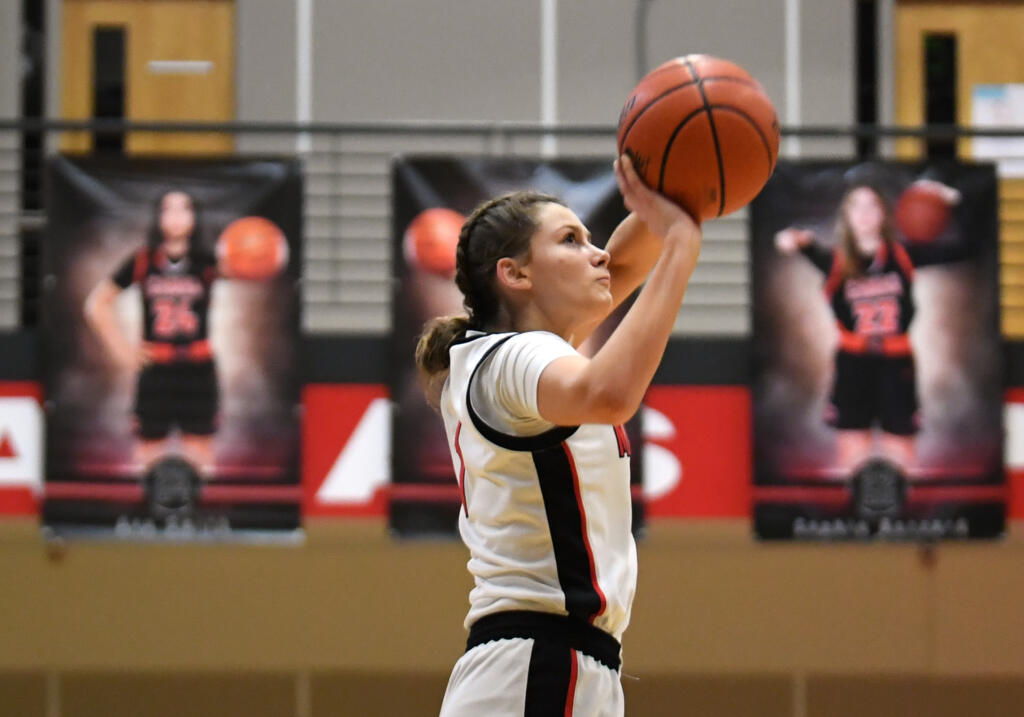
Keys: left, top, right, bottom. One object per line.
{"left": 852, "top": 297, "right": 899, "bottom": 335}
{"left": 152, "top": 297, "right": 199, "bottom": 338}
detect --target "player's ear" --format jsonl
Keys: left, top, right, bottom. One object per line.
{"left": 495, "top": 257, "right": 531, "bottom": 293}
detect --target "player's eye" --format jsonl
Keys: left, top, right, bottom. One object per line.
{"left": 562, "top": 232, "right": 578, "bottom": 244}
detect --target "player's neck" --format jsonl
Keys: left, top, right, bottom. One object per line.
{"left": 507, "top": 303, "right": 573, "bottom": 342}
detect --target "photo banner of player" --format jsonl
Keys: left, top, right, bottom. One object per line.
{"left": 390, "top": 156, "right": 644, "bottom": 537}
{"left": 42, "top": 155, "right": 302, "bottom": 540}
{"left": 751, "top": 160, "right": 1004, "bottom": 540}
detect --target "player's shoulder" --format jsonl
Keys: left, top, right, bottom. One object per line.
{"left": 449, "top": 330, "right": 569, "bottom": 378}
{"left": 485, "top": 330, "right": 575, "bottom": 364}
{"left": 501, "top": 330, "right": 573, "bottom": 352}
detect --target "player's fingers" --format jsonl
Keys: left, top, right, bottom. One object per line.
{"left": 618, "top": 155, "right": 657, "bottom": 211}
{"left": 619, "top": 154, "right": 647, "bottom": 194}
{"left": 615, "top": 157, "right": 643, "bottom": 213}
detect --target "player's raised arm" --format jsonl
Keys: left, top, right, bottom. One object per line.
{"left": 603, "top": 212, "right": 663, "bottom": 308}
{"left": 536, "top": 155, "right": 702, "bottom": 427}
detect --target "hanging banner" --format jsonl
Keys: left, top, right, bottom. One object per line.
{"left": 751, "top": 160, "right": 1004, "bottom": 540}
{"left": 43, "top": 156, "right": 302, "bottom": 540}
{"left": 390, "top": 157, "right": 643, "bottom": 536}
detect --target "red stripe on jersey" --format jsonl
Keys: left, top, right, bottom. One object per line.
{"left": 562, "top": 442, "right": 607, "bottom": 622}
{"left": 823, "top": 250, "right": 844, "bottom": 299}
{"left": 613, "top": 424, "right": 631, "bottom": 458}
{"left": 891, "top": 241, "right": 916, "bottom": 280}
{"left": 132, "top": 250, "right": 150, "bottom": 284}
{"left": 837, "top": 327, "right": 912, "bottom": 356}
{"left": 564, "top": 649, "right": 578, "bottom": 717}
{"left": 454, "top": 422, "right": 468, "bottom": 517}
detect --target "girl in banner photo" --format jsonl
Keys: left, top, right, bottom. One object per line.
{"left": 85, "top": 189, "right": 222, "bottom": 477}
{"left": 415, "top": 155, "right": 701, "bottom": 716}
{"left": 774, "top": 178, "right": 961, "bottom": 474}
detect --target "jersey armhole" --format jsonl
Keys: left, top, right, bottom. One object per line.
{"left": 465, "top": 334, "right": 578, "bottom": 452}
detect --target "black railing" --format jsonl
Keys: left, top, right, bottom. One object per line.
{"left": 1, "top": 119, "right": 1023, "bottom": 332}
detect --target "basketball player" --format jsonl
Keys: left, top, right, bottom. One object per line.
{"left": 416, "top": 155, "right": 701, "bottom": 716}
{"left": 775, "top": 180, "right": 960, "bottom": 472}
{"left": 85, "top": 189, "right": 220, "bottom": 477}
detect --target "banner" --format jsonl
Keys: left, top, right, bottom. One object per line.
{"left": 390, "top": 157, "right": 643, "bottom": 536}
{"left": 751, "top": 161, "right": 1004, "bottom": 540}
{"left": 43, "top": 156, "right": 302, "bottom": 540}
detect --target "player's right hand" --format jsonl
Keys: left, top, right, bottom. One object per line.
{"left": 774, "top": 228, "right": 813, "bottom": 254}
{"left": 614, "top": 154, "right": 701, "bottom": 257}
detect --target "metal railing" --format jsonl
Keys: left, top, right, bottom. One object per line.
{"left": 1, "top": 119, "right": 1022, "bottom": 336}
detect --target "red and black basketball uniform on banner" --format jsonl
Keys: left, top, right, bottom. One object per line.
{"left": 113, "top": 246, "right": 217, "bottom": 357}
{"left": 804, "top": 241, "right": 919, "bottom": 436}
{"left": 805, "top": 242, "right": 915, "bottom": 356}
{"left": 113, "top": 247, "right": 219, "bottom": 440}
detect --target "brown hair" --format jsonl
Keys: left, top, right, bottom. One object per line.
{"left": 835, "top": 183, "right": 896, "bottom": 279}
{"left": 414, "top": 191, "right": 566, "bottom": 392}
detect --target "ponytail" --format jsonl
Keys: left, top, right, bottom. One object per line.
{"left": 415, "top": 314, "right": 471, "bottom": 410}
{"left": 415, "top": 314, "right": 471, "bottom": 374}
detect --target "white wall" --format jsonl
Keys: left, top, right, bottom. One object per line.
{"left": 311, "top": 0, "right": 542, "bottom": 122}
{"left": 233, "top": 0, "right": 854, "bottom": 129}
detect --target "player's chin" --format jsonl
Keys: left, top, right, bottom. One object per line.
{"left": 589, "top": 286, "right": 614, "bottom": 312}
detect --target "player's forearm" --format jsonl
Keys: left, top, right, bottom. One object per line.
{"left": 605, "top": 213, "right": 662, "bottom": 303}
{"left": 580, "top": 234, "right": 700, "bottom": 422}
{"left": 84, "top": 294, "right": 130, "bottom": 361}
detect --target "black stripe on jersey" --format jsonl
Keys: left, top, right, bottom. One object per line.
{"left": 532, "top": 443, "right": 605, "bottom": 623}
{"left": 465, "top": 334, "right": 578, "bottom": 451}
{"left": 524, "top": 638, "right": 574, "bottom": 716}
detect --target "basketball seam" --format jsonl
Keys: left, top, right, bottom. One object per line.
{"left": 683, "top": 57, "right": 726, "bottom": 217}
{"left": 707, "top": 104, "right": 777, "bottom": 172}
{"left": 619, "top": 76, "right": 760, "bottom": 152}
{"left": 656, "top": 106, "right": 709, "bottom": 198}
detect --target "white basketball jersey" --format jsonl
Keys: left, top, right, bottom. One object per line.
{"left": 441, "top": 331, "right": 638, "bottom": 641}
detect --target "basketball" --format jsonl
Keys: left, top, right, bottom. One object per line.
{"left": 617, "top": 55, "right": 780, "bottom": 220}
{"left": 894, "top": 183, "right": 951, "bottom": 242}
{"left": 404, "top": 207, "right": 464, "bottom": 278}
{"left": 217, "top": 216, "right": 289, "bottom": 280}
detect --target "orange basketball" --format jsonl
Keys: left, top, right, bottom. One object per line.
{"left": 895, "top": 183, "right": 950, "bottom": 243}
{"left": 617, "top": 55, "right": 780, "bottom": 220}
{"left": 404, "top": 207, "right": 464, "bottom": 278}
{"left": 217, "top": 216, "right": 289, "bottom": 280}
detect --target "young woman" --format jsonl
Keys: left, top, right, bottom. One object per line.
{"left": 416, "top": 156, "right": 701, "bottom": 716}
{"left": 774, "top": 180, "right": 958, "bottom": 472}
{"left": 85, "top": 189, "right": 220, "bottom": 476}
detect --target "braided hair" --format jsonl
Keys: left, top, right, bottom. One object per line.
{"left": 414, "top": 191, "right": 566, "bottom": 387}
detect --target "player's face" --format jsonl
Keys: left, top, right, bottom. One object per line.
{"left": 844, "top": 187, "right": 885, "bottom": 256}
{"left": 522, "top": 203, "right": 612, "bottom": 329}
{"left": 159, "top": 192, "right": 196, "bottom": 255}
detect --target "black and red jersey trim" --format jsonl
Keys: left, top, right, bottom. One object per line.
{"left": 463, "top": 334, "right": 578, "bottom": 451}
{"left": 466, "top": 610, "right": 621, "bottom": 671}
{"left": 532, "top": 441, "right": 607, "bottom": 624}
